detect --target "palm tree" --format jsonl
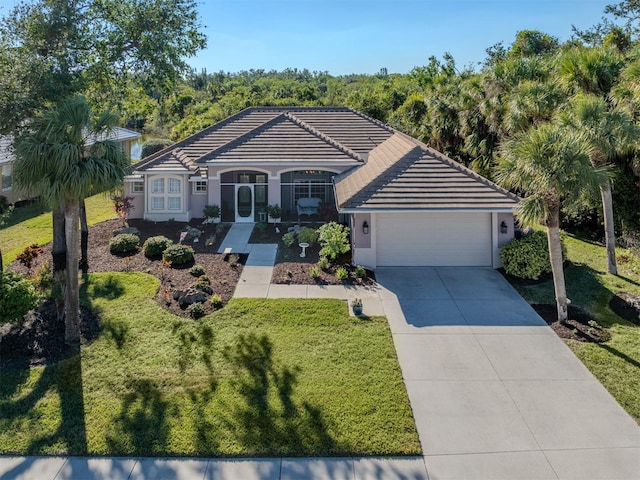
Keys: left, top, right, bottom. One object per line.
{"left": 14, "top": 96, "right": 130, "bottom": 345}
{"left": 558, "top": 94, "right": 639, "bottom": 275}
{"left": 556, "top": 46, "right": 624, "bottom": 97}
{"left": 497, "top": 123, "right": 604, "bottom": 323}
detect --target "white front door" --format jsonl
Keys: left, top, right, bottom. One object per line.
{"left": 235, "top": 184, "right": 254, "bottom": 222}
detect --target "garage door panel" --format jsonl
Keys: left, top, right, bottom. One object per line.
{"left": 376, "top": 213, "right": 492, "bottom": 266}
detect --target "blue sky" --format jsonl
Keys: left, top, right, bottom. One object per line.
{"left": 191, "top": 0, "right": 614, "bottom": 75}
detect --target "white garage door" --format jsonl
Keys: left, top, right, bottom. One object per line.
{"left": 376, "top": 212, "right": 492, "bottom": 266}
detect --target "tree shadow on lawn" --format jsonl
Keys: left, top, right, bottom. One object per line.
{"left": 220, "top": 332, "right": 338, "bottom": 456}
{"left": 0, "top": 344, "right": 88, "bottom": 480}
{"left": 562, "top": 262, "right": 638, "bottom": 328}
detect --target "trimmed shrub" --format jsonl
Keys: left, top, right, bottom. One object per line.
{"left": 143, "top": 236, "right": 173, "bottom": 257}
{"left": 336, "top": 266, "right": 349, "bottom": 280}
{"left": 194, "top": 275, "right": 211, "bottom": 290}
{"left": 210, "top": 294, "right": 223, "bottom": 308}
{"left": 187, "top": 302, "right": 205, "bottom": 319}
{"left": 310, "top": 265, "right": 320, "bottom": 279}
{"left": 318, "top": 222, "right": 350, "bottom": 261}
{"left": 189, "top": 264, "right": 206, "bottom": 277}
{"left": 298, "top": 227, "right": 318, "bottom": 246}
{"left": 0, "top": 271, "right": 39, "bottom": 323}
{"left": 500, "top": 230, "right": 553, "bottom": 279}
{"left": 163, "top": 244, "right": 195, "bottom": 265}
{"left": 110, "top": 233, "right": 140, "bottom": 254}
{"left": 317, "top": 256, "right": 330, "bottom": 271}
{"left": 282, "top": 232, "right": 295, "bottom": 247}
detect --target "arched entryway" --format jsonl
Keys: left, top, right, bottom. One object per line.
{"left": 220, "top": 170, "right": 268, "bottom": 222}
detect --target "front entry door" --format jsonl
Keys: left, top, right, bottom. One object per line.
{"left": 235, "top": 184, "right": 254, "bottom": 222}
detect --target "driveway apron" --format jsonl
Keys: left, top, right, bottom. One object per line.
{"left": 376, "top": 267, "right": 640, "bottom": 480}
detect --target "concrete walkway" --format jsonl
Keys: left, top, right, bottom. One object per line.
{"left": 217, "top": 223, "right": 254, "bottom": 254}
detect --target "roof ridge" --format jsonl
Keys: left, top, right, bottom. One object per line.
{"left": 133, "top": 107, "right": 260, "bottom": 170}
{"left": 285, "top": 112, "right": 363, "bottom": 161}
{"left": 335, "top": 135, "right": 421, "bottom": 208}
{"left": 195, "top": 113, "right": 289, "bottom": 162}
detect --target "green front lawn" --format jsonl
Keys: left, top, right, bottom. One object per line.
{"left": 1, "top": 194, "right": 116, "bottom": 265}
{"left": 510, "top": 234, "right": 640, "bottom": 423}
{"left": 0, "top": 272, "right": 420, "bottom": 456}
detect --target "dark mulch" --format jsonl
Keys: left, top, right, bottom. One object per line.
{"left": 250, "top": 222, "right": 376, "bottom": 286}
{"left": 274, "top": 246, "right": 375, "bottom": 286}
{"left": 532, "top": 304, "right": 611, "bottom": 343}
{"left": 0, "top": 299, "right": 100, "bottom": 368}
{"left": 8, "top": 218, "right": 245, "bottom": 319}
{"left": 498, "top": 268, "right": 553, "bottom": 286}
{"left": 609, "top": 293, "right": 640, "bottom": 326}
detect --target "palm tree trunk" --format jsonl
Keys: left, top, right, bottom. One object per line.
{"left": 64, "top": 198, "right": 81, "bottom": 346}
{"left": 52, "top": 203, "right": 66, "bottom": 274}
{"left": 53, "top": 202, "right": 67, "bottom": 322}
{"left": 600, "top": 179, "right": 617, "bottom": 275}
{"left": 80, "top": 200, "right": 89, "bottom": 275}
{"left": 546, "top": 206, "right": 569, "bottom": 324}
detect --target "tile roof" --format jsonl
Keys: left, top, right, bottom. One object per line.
{"left": 134, "top": 107, "right": 393, "bottom": 173}
{"left": 134, "top": 106, "right": 518, "bottom": 212}
{"left": 334, "top": 132, "right": 520, "bottom": 211}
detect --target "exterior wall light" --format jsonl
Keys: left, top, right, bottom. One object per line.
{"left": 500, "top": 221, "right": 508, "bottom": 234}
{"left": 362, "top": 220, "right": 369, "bottom": 234}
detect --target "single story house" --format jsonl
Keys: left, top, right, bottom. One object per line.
{"left": 1, "top": 127, "right": 141, "bottom": 205}
{"left": 127, "top": 107, "right": 519, "bottom": 268}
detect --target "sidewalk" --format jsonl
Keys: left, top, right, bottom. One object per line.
{"left": 0, "top": 455, "right": 429, "bottom": 480}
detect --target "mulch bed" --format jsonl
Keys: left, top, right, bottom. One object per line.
{"left": 609, "top": 293, "right": 640, "bottom": 326}
{"left": 532, "top": 304, "right": 611, "bottom": 343}
{"left": 251, "top": 222, "right": 376, "bottom": 286}
{"left": 8, "top": 218, "right": 246, "bottom": 320}
{"left": 0, "top": 300, "right": 100, "bottom": 368}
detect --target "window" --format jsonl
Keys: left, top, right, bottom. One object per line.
{"left": 193, "top": 181, "right": 207, "bottom": 194}
{"left": 149, "top": 176, "right": 182, "bottom": 212}
{"left": 151, "top": 197, "right": 164, "bottom": 210}
{"left": 151, "top": 178, "right": 164, "bottom": 194}
{"left": 169, "top": 178, "right": 181, "bottom": 193}
{"left": 132, "top": 181, "right": 144, "bottom": 194}
{"left": 2, "top": 163, "right": 12, "bottom": 191}
{"left": 168, "top": 197, "right": 181, "bottom": 210}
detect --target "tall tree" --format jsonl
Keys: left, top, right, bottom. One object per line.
{"left": 558, "top": 94, "right": 639, "bottom": 274}
{"left": 497, "top": 123, "right": 604, "bottom": 323}
{"left": 14, "top": 97, "right": 130, "bottom": 344}
{"left": 0, "top": 0, "right": 205, "bottom": 297}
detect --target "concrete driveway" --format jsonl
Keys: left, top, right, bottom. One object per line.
{"left": 376, "top": 267, "right": 640, "bottom": 480}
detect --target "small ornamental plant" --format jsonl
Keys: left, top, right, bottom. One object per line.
{"left": 267, "top": 204, "right": 282, "bottom": 220}
{"left": 318, "top": 222, "right": 350, "bottom": 261}
{"left": 189, "top": 264, "right": 206, "bottom": 277}
{"left": 112, "top": 194, "right": 135, "bottom": 227}
{"left": 17, "top": 244, "right": 44, "bottom": 275}
{"left": 203, "top": 204, "right": 220, "bottom": 219}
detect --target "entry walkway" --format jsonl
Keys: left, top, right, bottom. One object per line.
{"left": 217, "top": 223, "right": 254, "bottom": 254}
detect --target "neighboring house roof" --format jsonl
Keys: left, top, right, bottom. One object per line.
{"left": 0, "top": 127, "right": 141, "bottom": 165}
{"left": 0, "top": 136, "right": 13, "bottom": 165}
{"left": 133, "top": 107, "right": 393, "bottom": 174}
{"left": 334, "top": 132, "right": 520, "bottom": 211}
{"left": 86, "top": 126, "right": 141, "bottom": 146}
